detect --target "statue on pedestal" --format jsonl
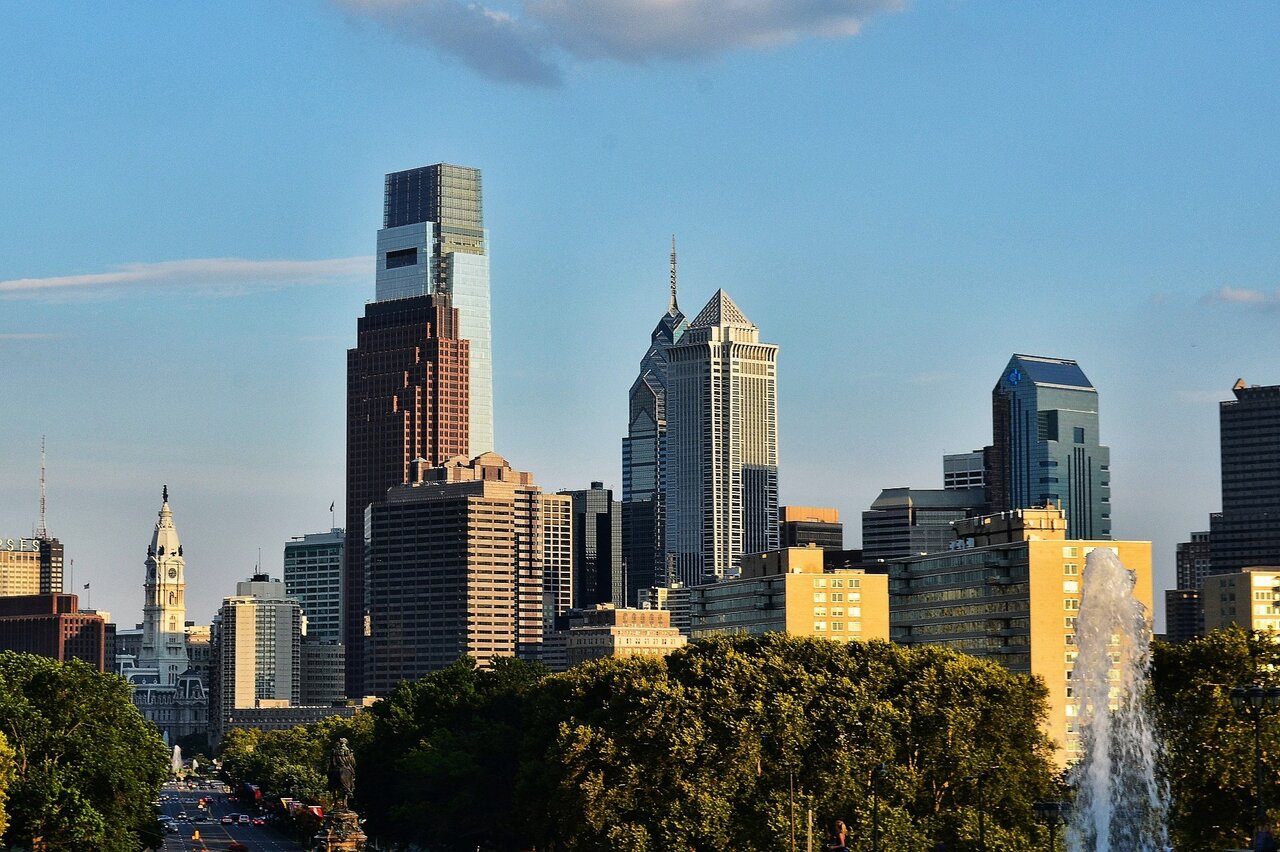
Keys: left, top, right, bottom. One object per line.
{"left": 315, "top": 737, "right": 366, "bottom": 851}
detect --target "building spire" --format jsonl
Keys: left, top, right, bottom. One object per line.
{"left": 669, "top": 235, "right": 679, "bottom": 314}
{"left": 35, "top": 436, "right": 48, "bottom": 539}
{"left": 163, "top": 484, "right": 169, "bottom": 504}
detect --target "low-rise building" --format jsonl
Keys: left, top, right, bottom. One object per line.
{"left": 1202, "top": 567, "right": 1280, "bottom": 633}
{"left": 565, "top": 604, "right": 686, "bottom": 668}
{"left": 637, "top": 583, "right": 691, "bottom": 634}
{"left": 0, "top": 593, "right": 105, "bottom": 670}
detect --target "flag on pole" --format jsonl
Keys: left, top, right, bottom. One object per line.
{"left": 83, "top": 583, "right": 90, "bottom": 590}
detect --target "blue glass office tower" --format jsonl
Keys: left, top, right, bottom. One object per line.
{"left": 375, "top": 164, "right": 493, "bottom": 454}
{"left": 988, "top": 354, "right": 1111, "bottom": 539}
{"left": 621, "top": 240, "right": 688, "bottom": 600}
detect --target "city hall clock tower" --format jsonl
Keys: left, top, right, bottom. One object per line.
{"left": 138, "top": 486, "right": 189, "bottom": 685}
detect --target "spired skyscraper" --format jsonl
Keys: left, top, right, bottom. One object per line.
{"left": 666, "top": 289, "right": 780, "bottom": 584}
{"left": 622, "top": 240, "right": 688, "bottom": 599}
{"left": 987, "top": 354, "right": 1111, "bottom": 540}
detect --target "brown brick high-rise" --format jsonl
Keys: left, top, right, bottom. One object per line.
{"left": 345, "top": 292, "right": 469, "bottom": 698}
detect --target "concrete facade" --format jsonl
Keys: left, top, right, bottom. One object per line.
{"left": 565, "top": 604, "right": 686, "bottom": 668}
{"left": 1202, "top": 567, "right": 1280, "bottom": 633}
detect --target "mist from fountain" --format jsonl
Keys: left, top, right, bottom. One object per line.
{"left": 1065, "top": 547, "right": 1167, "bottom": 852}
{"left": 171, "top": 744, "right": 182, "bottom": 775}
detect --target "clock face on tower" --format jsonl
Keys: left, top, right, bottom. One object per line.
{"left": 167, "top": 567, "right": 178, "bottom": 580}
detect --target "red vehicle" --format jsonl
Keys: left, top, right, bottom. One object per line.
{"left": 250, "top": 817, "right": 265, "bottom": 826}
{"left": 228, "top": 842, "right": 249, "bottom": 852}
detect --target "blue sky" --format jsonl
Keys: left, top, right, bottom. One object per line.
{"left": 2, "top": 1, "right": 1278, "bottom": 630}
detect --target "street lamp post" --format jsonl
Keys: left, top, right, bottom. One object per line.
{"left": 870, "top": 763, "right": 888, "bottom": 852}
{"left": 1033, "top": 800, "right": 1070, "bottom": 852}
{"left": 1230, "top": 684, "right": 1280, "bottom": 830}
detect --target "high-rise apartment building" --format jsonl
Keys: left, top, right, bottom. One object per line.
{"left": 1210, "top": 380, "right": 1280, "bottom": 574}
{"left": 362, "top": 453, "right": 567, "bottom": 696}
{"left": 210, "top": 574, "right": 302, "bottom": 739}
{"left": 779, "top": 506, "right": 844, "bottom": 550}
{"left": 622, "top": 242, "right": 689, "bottom": 596}
{"left": 988, "top": 354, "right": 1111, "bottom": 540}
{"left": 559, "top": 482, "right": 623, "bottom": 607}
{"left": 376, "top": 163, "right": 492, "bottom": 456}
{"left": 861, "top": 487, "right": 986, "bottom": 562}
{"left": 666, "top": 290, "right": 779, "bottom": 584}
{"left": 284, "top": 528, "right": 345, "bottom": 643}
{"left": 345, "top": 292, "right": 469, "bottom": 697}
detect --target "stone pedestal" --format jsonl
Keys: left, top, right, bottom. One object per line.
{"left": 313, "top": 808, "right": 367, "bottom": 851}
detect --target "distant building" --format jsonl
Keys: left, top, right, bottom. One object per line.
{"left": 0, "top": 593, "right": 105, "bottom": 669}
{"left": 0, "top": 536, "right": 61, "bottom": 596}
{"left": 1177, "top": 531, "right": 1213, "bottom": 590}
{"left": 943, "top": 451, "right": 987, "bottom": 491}
{"left": 284, "top": 528, "right": 345, "bottom": 644}
{"left": 300, "top": 639, "right": 347, "bottom": 706}
{"left": 987, "top": 355, "right": 1111, "bottom": 540}
{"left": 1163, "top": 589, "right": 1203, "bottom": 645}
{"left": 185, "top": 623, "right": 213, "bottom": 687}
{"left": 210, "top": 574, "right": 302, "bottom": 740}
{"left": 1202, "top": 567, "right": 1280, "bottom": 633}
{"left": 1211, "top": 381, "right": 1280, "bottom": 574}
{"left": 622, "top": 242, "right": 688, "bottom": 596}
{"left": 779, "top": 506, "right": 843, "bottom": 550}
{"left": 221, "top": 704, "right": 360, "bottom": 738}
{"left": 565, "top": 604, "right": 686, "bottom": 668}
{"left": 666, "top": 290, "right": 779, "bottom": 584}
{"left": 559, "top": 482, "right": 623, "bottom": 607}
{"left": 637, "top": 583, "right": 691, "bottom": 635}
{"left": 889, "top": 506, "right": 1152, "bottom": 763}
{"left": 860, "top": 487, "right": 986, "bottom": 562}
{"left": 688, "top": 546, "right": 889, "bottom": 643}
{"left": 363, "top": 453, "right": 568, "bottom": 695}
{"left": 540, "top": 493, "right": 574, "bottom": 673}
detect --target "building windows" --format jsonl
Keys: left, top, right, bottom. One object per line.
{"left": 386, "top": 248, "right": 418, "bottom": 269}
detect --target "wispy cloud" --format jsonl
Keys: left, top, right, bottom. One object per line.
{"left": 0, "top": 257, "right": 371, "bottom": 301}
{"left": 335, "top": 0, "right": 904, "bottom": 86}
{"left": 1204, "top": 286, "right": 1280, "bottom": 311}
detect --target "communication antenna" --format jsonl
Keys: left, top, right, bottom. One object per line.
{"left": 669, "top": 235, "right": 679, "bottom": 312}
{"left": 36, "top": 436, "right": 48, "bottom": 539}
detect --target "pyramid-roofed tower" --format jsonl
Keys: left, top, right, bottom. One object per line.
{"left": 688, "top": 288, "right": 754, "bottom": 330}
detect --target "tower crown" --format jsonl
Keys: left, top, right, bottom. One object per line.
{"left": 689, "top": 289, "right": 754, "bottom": 330}
{"left": 150, "top": 486, "right": 182, "bottom": 557}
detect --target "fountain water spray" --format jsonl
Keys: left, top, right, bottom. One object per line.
{"left": 171, "top": 744, "right": 182, "bottom": 775}
{"left": 1066, "top": 547, "right": 1168, "bottom": 851}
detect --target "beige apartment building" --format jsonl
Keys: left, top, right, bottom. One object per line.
{"left": 565, "top": 604, "right": 687, "bottom": 668}
{"left": 688, "top": 546, "right": 890, "bottom": 642}
{"left": 1202, "top": 567, "right": 1280, "bottom": 632}
{"left": 890, "top": 506, "right": 1153, "bottom": 764}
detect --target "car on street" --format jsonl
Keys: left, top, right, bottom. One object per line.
{"left": 221, "top": 815, "right": 235, "bottom": 824}
{"left": 238, "top": 814, "right": 251, "bottom": 824}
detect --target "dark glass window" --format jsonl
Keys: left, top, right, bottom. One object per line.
{"left": 1073, "top": 426, "right": 1085, "bottom": 444}
{"left": 386, "top": 248, "right": 418, "bottom": 269}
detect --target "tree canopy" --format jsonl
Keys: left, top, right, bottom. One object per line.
{"left": 0, "top": 651, "right": 169, "bottom": 850}
{"left": 357, "top": 635, "right": 1057, "bottom": 851}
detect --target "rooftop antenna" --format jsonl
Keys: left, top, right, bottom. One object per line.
{"left": 35, "top": 436, "right": 48, "bottom": 539}
{"left": 669, "top": 235, "right": 679, "bottom": 313}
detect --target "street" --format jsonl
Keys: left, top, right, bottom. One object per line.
{"left": 157, "top": 780, "right": 306, "bottom": 852}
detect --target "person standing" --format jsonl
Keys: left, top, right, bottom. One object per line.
{"left": 825, "top": 819, "right": 849, "bottom": 852}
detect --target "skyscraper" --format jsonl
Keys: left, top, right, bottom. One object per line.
{"left": 1210, "top": 380, "right": 1280, "bottom": 574}
{"left": 559, "top": 482, "right": 623, "bottom": 607}
{"left": 860, "top": 487, "right": 985, "bottom": 561}
{"left": 283, "top": 528, "right": 344, "bottom": 643}
{"left": 376, "top": 163, "right": 492, "bottom": 455}
{"left": 666, "top": 289, "right": 779, "bottom": 584}
{"left": 345, "top": 292, "right": 469, "bottom": 698}
{"left": 988, "top": 354, "right": 1111, "bottom": 540}
{"left": 622, "top": 241, "right": 688, "bottom": 597}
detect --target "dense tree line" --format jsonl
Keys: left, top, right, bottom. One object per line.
{"left": 0, "top": 651, "right": 169, "bottom": 850}
{"left": 349, "top": 635, "right": 1057, "bottom": 851}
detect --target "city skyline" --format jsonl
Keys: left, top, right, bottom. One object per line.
{"left": 3, "top": 3, "right": 1280, "bottom": 632}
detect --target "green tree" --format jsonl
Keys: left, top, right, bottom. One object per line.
{"left": 1150, "top": 627, "right": 1280, "bottom": 851}
{"left": 0, "top": 729, "right": 15, "bottom": 838}
{"left": 0, "top": 651, "right": 169, "bottom": 850}
{"left": 218, "top": 711, "right": 372, "bottom": 807}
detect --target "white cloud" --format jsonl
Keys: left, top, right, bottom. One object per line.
{"left": 1205, "top": 286, "right": 1280, "bottom": 310}
{"left": 0, "top": 257, "right": 371, "bottom": 300}
{"left": 335, "top": 0, "right": 903, "bottom": 85}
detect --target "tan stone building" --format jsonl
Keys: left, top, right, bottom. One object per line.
{"left": 889, "top": 506, "right": 1153, "bottom": 764}
{"left": 565, "top": 604, "right": 686, "bottom": 667}
{"left": 688, "top": 546, "right": 890, "bottom": 642}
{"left": 1202, "top": 567, "right": 1280, "bottom": 632}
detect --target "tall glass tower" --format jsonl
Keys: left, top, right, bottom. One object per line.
{"left": 988, "top": 354, "right": 1111, "bottom": 539}
{"left": 622, "top": 241, "right": 687, "bottom": 600}
{"left": 375, "top": 163, "right": 493, "bottom": 454}
{"left": 1210, "top": 380, "right": 1280, "bottom": 573}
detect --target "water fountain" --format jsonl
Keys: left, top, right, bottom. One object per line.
{"left": 171, "top": 744, "right": 182, "bottom": 776}
{"left": 1066, "top": 547, "right": 1168, "bottom": 851}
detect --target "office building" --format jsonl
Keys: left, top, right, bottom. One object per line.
{"left": 284, "top": 528, "right": 345, "bottom": 644}
{"left": 540, "top": 492, "right": 574, "bottom": 670}
{"left": 1211, "top": 381, "right": 1280, "bottom": 574}
{"left": 565, "top": 605, "right": 686, "bottom": 668}
{"left": 210, "top": 574, "right": 303, "bottom": 739}
{"left": 888, "top": 506, "right": 1152, "bottom": 763}
{"left": 1163, "top": 589, "right": 1202, "bottom": 645}
{"left": 666, "top": 289, "right": 779, "bottom": 584}
{"left": 779, "top": 506, "right": 844, "bottom": 550}
{"left": 362, "top": 453, "right": 568, "bottom": 695}
{"left": 0, "top": 593, "right": 105, "bottom": 670}
{"left": 622, "top": 241, "right": 689, "bottom": 596}
{"left": 1177, "top": 531, "right": 1213, "bottom": 590}
{"left": 560, "top": 482, "right": 623, "bottom": 607}
{"left": 376, "top": 163, "right": 492, "bottom": 455}
{"left": 943, "top": 450, "right": 987, "bottom": 491}
{"left": 301, "top": 639, "right": 347, "bottom": 706}
{"left": 988, "top": 355, "right": 1111, "bottom": 540}
{"left": 688, "top": 546, "right": 889, "bottom": 642}
{"left": 0, "top": 537, "right": 45, "bottom": 596}
{"left": 637, "top": 583, "right": 692, "bottom": 634}
{"left": 1202, "top": 567, "right": 1280, "bottom": 633}
{"left": 861, "top": 488, "right": 986, "bottom": 562}
{"left": 345, "top": 291, "right": 470, "bottom": 697}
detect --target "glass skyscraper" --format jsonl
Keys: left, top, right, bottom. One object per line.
{"left": 988, "top": 354, "right": 1111, "bottom": 540}
{"left": 375, "top": 163, "right": 493, "bottom": 455}
{"left": 1210, "top": 380, "right": 1280, "bottom": 574}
